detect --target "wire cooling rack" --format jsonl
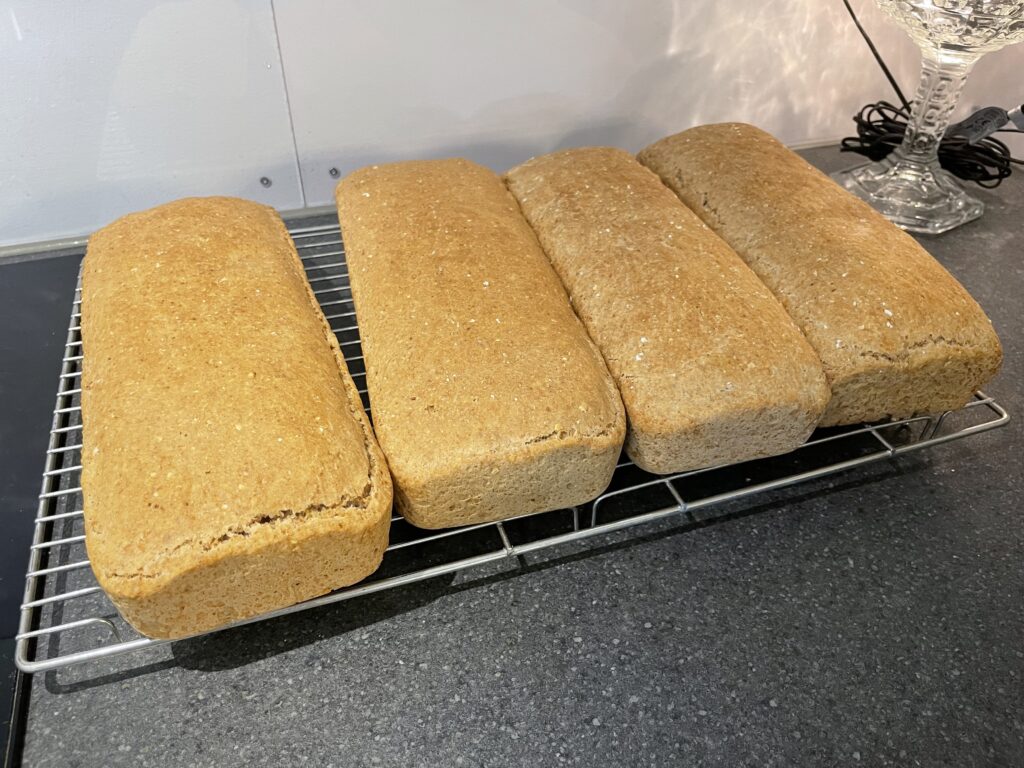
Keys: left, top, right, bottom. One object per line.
{"left": 15, "top": 220, "right": 1010, "bottom": 673}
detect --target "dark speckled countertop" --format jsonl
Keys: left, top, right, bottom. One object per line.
{"left": 2, "top": 147, "right": 1022, "bottom": 767}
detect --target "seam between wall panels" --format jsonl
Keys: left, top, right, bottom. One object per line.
{"left": 269, "top": 0, "right": 307, "bottom": 208}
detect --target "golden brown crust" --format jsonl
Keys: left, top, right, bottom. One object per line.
{"left": 336, "top": 159, "right": 626, "bottom": 528}
{"left": 81, "top": 196, "right": 392, "bottom": 639}
{"left": 506, "top": 147, "right": 830, "bottom": 473}
{"left": 639, "top": 123, "right": 1003, "bottom": 425}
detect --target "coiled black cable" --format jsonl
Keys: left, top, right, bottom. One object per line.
{"left": 839, "top": 0, "right": 1023, "bottom": 188}
{"left": 840, "top": 100, "right": 1023, "bottom": 187}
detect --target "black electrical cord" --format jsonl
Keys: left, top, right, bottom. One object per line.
{"left": 841, "top": 0, "right": 911, "bottom": 111}
{"left": 840, "top": 0, "right": 1023, "bottom": 188}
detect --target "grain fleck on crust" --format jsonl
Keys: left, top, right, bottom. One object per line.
{"left": 81, "top": 197, "right": 392, "bottom": 639}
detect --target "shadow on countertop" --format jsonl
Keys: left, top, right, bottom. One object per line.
{"left": 42, "top": 454, "right": 919, "bottom": 695}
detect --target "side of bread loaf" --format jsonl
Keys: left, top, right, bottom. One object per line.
{"left": 638, "top": 123, "right": 1002, "bottom": 426}
{"left": 81, "top": 197, "right": 392, "bottom": 639}
{"left": 336, "top": 159, "right": 626, "bottom": 528}
{"left": 506, "top": 147, "right": 830, "bottom": 473}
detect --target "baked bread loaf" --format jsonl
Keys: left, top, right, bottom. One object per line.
{"left": 639, "top": 123, "right": 1003, "bottom": 426}
{"left": 506, "top": 147, "right": 830, "bottom": 473}
{"left": 81, "top": 197, "right": 392, "bottom": 639}
{"left": 336, "top": 159, "right": 626, "bottom": 528}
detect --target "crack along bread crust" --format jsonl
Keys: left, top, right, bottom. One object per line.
{"left": 336, "top": 159, "right": 626, "bottom": 529}
{"left": 81, "top": 197, "right": 392, "bottom": 639}
{"left": 639, "top": 123, "right": 1002, "bottom": 426}
{"left": 506, "top": 147, "right": 830, "bottom": 473}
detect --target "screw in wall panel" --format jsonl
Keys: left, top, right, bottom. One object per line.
{"left": 329, "top": 167, "right": 340, "bottom": 178}
{"left": 260, "top": 177, "right": 272, "bottom": 188}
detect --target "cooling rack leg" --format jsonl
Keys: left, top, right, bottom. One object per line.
{"left": 928, "top": 411, "right": 950, "bottom": 440}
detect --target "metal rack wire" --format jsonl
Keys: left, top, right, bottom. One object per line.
{"left": 14, "top": 221, "right": 1010, "bottom": 673}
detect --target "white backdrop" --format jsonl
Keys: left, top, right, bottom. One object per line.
{"left": 1, "top": 0, "right": 1021, "bottom": 247}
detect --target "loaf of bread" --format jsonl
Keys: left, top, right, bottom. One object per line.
{"left": 506, "top": 147, "right": 830, "bottom": 473}
{"left": 336, "top": 159, "right": 626, "bottom": 528}
{"left": 639, "top": 123, "right": 1003, "bottom": 426}
{"left": 81, "top": 197, "right": 392, "bottom": 639}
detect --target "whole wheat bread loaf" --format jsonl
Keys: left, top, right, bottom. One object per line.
{"left": 81, "top": 197, "right": 392, "bottom": 639}
{"left": 506, "top": 147, "right": 830, "bottom": 473}
{"left": 336, "top": 159, "right": 626, "bottom": 528}
{"left": 639, "top": 123, "right": 1002, "bottom": 425}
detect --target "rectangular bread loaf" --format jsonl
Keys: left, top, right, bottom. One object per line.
{"left": 81, "top": 197, "right": 392, "bottom": 639}
{"left": 336, "top": 159, "right": 626, "bottom": 528}
{"left": 639, "top": 123, "right": 1003, "bottom": 426}
{"left": 506, "top": 147, "right": 831, "bottom": 473}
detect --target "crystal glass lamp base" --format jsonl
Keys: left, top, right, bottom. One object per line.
{"left": 831, "top": 157, "right": 984, "bottom": 235}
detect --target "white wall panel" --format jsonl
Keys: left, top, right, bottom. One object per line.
{"left": 1, "top": 0, "right": 1020, "bottom": 247}
{"left": 276, "top": 0, "right": 1022, "bottom": 205}
{"left": 275, "top": 0, "right": 892, "bottom": 204}
{"left": 0, "top": 0, "right": 300, "bottom": 247}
